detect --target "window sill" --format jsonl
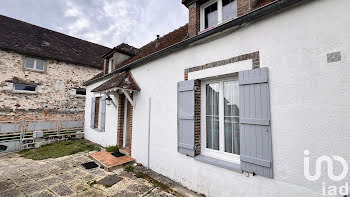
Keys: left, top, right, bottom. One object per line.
{"left": 24, "top": 68, "right": 46, "bottom": 73}
{"left": 93, "top": 128, "right": 103, "bottom": 132}
{"left": 12, "top": 90, "right": 37, "bottom": 95}
{"left": 195, "top": 155, "right": 241, "bottom": 173}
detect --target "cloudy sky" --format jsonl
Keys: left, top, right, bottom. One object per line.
{"left": 0, "top": 0, "right": 188, "bottom": 48}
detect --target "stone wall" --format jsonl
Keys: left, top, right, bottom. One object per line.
{"left": 0, "top": 49, "right": 101, "bottom": 121}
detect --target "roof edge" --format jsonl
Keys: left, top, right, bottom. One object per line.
{"left": 0, "top": 14, "right": 110, "bottom": 50}
{"left": 84, "top": 0, "right": 306, "bottom": 86}
{"left": 0, "top": 47, "right": 103, "bottom": 70}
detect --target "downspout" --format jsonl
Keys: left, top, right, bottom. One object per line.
{"left": 147, "top": 98, "right": 152, "bottom": 169}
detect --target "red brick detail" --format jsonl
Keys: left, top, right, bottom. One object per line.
{"left": 117, "top": 94, "right": 125, "bottom": 148}
{"left": 94, "top": 97, "right": 100, "bottom": 128}
{"left": 237, "top": 0, "right": 251, "bottom": 16}
{"left": 194, "top": 80, "right": 201, "bottom": 155}
{"left": 116, "top": 93, "right": 133, "bottom": 155}
{"left": 188, "top": 2, "right": 200, "bottom": 38}
{"left": 184, "top": 51, "right": 260, "bottom": 80}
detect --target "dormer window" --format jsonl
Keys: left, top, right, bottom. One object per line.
{"left": 200, "top": 0, "right": 238, "bottom": 31}
{"left": 108, "top": 57, "right": 113, "bottom": 73}
{"left": 222, "top": 0, "right": 237, "bottom": 21}
{"left": 205, "top": 2, "right": 218, "bottom": 29}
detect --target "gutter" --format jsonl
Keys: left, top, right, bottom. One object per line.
{"left": 84, "top": 0, "right": 306, "bottom": 86}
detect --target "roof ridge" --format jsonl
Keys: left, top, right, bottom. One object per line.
{"left": 0, "top": 14, "right": 110, "bottom": 50}
{"left": 149, "top": 23, "right": 189, "bottom": 44}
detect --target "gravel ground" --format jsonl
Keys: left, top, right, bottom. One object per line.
{"left": 0, "top": 152, "right": 176, "bottom": 197}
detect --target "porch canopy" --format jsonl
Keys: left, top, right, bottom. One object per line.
{"left": 91, "top": 71, "right": 140, "bottom": 107}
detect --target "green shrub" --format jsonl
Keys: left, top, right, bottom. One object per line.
{"left": 135, "top": 171, "right": 144, "bottom": 178}
{"left": 124, "top": 165, "right": 134, "bottom": 172}
{"left": 106, "top": 146, "right": 119, "bottom": 153}
{"left": 88, "top": 180, "right": 97, "bottom": 187}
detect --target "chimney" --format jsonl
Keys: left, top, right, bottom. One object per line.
{"left": 156, "top": 35, "right": 160, "bottom": 47}
{"left": 187, "top": 2, "right": 200, "bottom": 38}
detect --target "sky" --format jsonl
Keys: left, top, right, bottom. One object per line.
{"left": 0, "top": 0, "right": 188, "bottom": 48}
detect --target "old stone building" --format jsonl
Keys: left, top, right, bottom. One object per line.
{"left": 0, "top": 15, "right": 110, "bottom": 121}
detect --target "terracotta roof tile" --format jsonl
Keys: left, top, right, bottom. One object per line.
{"left": 103, "top": 43, "right": 140, "bottom": 58}
{"left": 118, "top": 24, "right": 188, "bottom": 69}
{"left": 115, "top": 43, "right": 139, "bottom": 56}
{"left": 254, "top": 0, "right": 277, "bottom": 8}
{"left": 91, "top": 71, "right": 140, "bottom": 92}
{"left": 0, "top": 14, "right": 110, "bottom": 69}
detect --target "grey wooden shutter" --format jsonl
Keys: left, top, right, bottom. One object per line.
{"left": 177, "top": 80, "right": 195, "bottom": 157}
{"left": 90, "top": 97, "right": 96, "bottom": 129}
{"left": 239, "top": 67, "right": 273, "bottom": 178}
{"left": 100, "top": 95, "right": 106, "bottom": 132}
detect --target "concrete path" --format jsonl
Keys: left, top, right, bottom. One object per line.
{"left": 0, "top": 152, "right": 176, "bottom": 197}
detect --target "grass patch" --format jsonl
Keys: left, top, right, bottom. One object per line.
{"left": 19, "top": 139, "right": 100, "bottom": 160}
{"left": 87, "top": 180, "right": 97, "bottom": 187}
{"left": 135, "top": 171, "right": 144, "bottom": 178}
{"left": 106, "top": 145, "right": 119, "bottom": 153}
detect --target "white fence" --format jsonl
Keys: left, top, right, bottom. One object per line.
{"left": 0, "top": 119, "right": 84, "bottom": 153}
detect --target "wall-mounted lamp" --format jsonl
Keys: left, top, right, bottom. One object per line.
{"left": 106, "top": 96, "right": 113, "bottom": 106}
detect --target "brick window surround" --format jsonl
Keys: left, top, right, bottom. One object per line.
{"left": 94, "top": 97, "right": 100, "bottom": 128}
{"left": 186, "top": 0, "right": 262, "bottom": 38}
{"left": 117, "top": 93, "right": 133, "bottom": 155}
{"left": 185, "top": 51, "right": 260, "bottom": 156}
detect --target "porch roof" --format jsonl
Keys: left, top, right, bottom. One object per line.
{"left": 91, "top": 71, "right": 140, "bottom": 93}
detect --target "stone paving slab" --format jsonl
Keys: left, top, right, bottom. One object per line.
{"left": 0, "top": 152, "right": 180, "bottom": 197}
{"left": 0, "top": 187, "right": 26, "bottom": 197}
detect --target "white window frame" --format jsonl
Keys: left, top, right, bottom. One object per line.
{"left": 24, "top": 57, "right": 45, "bottom": 72}
{"left": 200, "top": 0, "right": 237, "bottom": 31}
{"left": 97, "top": 97, "right": 102, "bottom": 130}
{"left": 201, "top": 75, "right": 240, "bottom": 164}
{"left": 13, "top": 84, "right": 37, "bottom": 94}
{"left": 92, "top": 96, "right": 101, "bottom": 131}
{"left": 108, "top": 57, "right": 113, "bottom": 74}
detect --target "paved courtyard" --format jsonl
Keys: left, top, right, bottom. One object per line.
{"left": 0, "top": 152, "right": 176, "bottom": 197}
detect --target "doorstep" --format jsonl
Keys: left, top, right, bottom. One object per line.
{"left": 90, "top": 151, "right": 135, "bottom": 171}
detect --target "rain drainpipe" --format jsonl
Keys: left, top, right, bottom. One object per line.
{"left": 147, "top": 98, "right": 151, "bottom": 169}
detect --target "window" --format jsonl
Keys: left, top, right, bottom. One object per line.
{"left": 205, "top": 2, "right": 218, "bottom": 29}
{"left": 222, "top": 0, "right": 237, "bottom": 21}
{"left": 13, "top": 84, "right": 37, "bottom": 93}
{"left": 75, "top": 88, "right": 86, "bottom": 96}
{"left": 108, "top": 57, "right": 113, "bottom": 73}
{"left": 202, "top": 76, "right": 240, "bottom": 163}
{"left": 94, "top": 97, "right": 100, "bottom": 129}
{"left": 91, "top": 96, "right": 106, "bottom": 131}
{"left": 201, "top": 0, "right": 238, "bottom": 31}
{"left": 24, "top": 57, "right": 45, "bottom": 71}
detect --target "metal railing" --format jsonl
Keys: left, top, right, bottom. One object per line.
{"left": 0, "top": 119, "right": 84, "bottom": 152}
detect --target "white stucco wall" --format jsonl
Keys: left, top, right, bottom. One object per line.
{"left": 126, "top": 0, "right": 350, "bottom": 196}
{"left": 84, "top": 78, "right": 119, "bottom": 147}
